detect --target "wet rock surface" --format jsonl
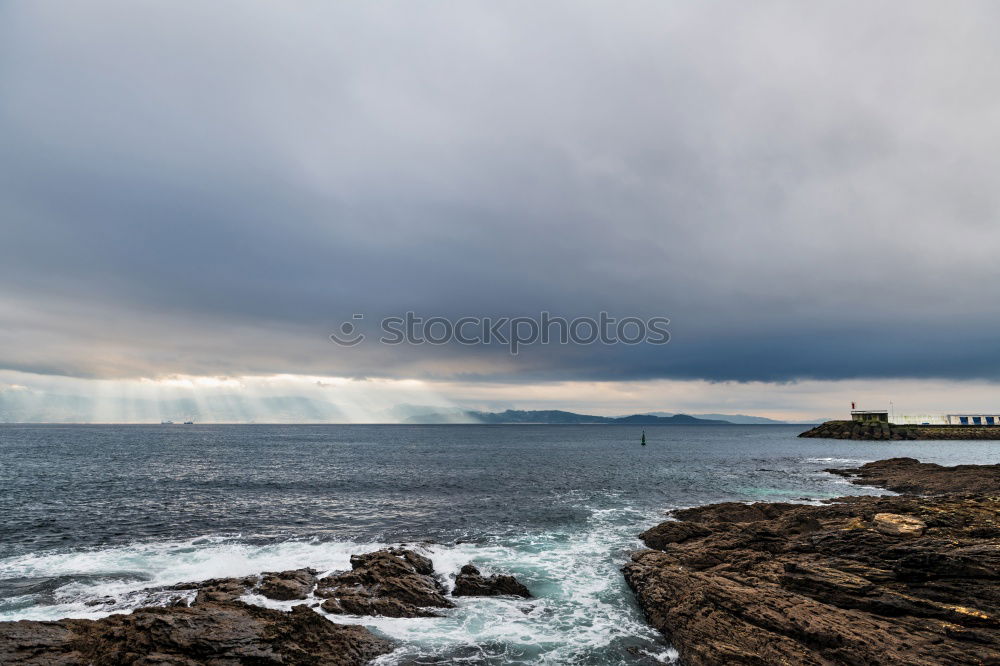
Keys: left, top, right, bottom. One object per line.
{"left": 316, "top": 547, "right": 453, "bottom": 618}
{"left": 0, "top": 602, "right": 393, "bottom": 665}
{"left": 257, "top": 567, "right": 318, "bottom": 601}
{"left": 827, "top": 456, "right": 1000, "bottom": 495}
{"left": 0, "top": 547, "right": 490, "bottom": 664}
{"left": 452, "top": 564, "right": 531, "bottom": 598}
{"left": 184, "top": 575, "right": 259, "bottom": 605}
{"left": 623, "top": 458, "right": 1000, "bottom": 665}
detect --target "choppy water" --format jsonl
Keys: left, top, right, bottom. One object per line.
{"left": 2, "top": 424, "right": 998, "bottom": 664}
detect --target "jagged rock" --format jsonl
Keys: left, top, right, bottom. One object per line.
{"left": 167, "top": 568, "right": 319, "bottom": 604}
{"left": 452, "top": 564, "right": 531, "bottom": 598}
{"left": 639, "top": 520, "right": 712, "bottom": 548}
{"left": 826, "top": 457, "right": 1000, "bottom": 495}
{"left": 0, "top": 602, "right": 392, "bottom": 665}
{"left": 186, "top": 575, "right": 259, "bottom": 604}
{"left": 624, "top": 459, "right": 1000, "bottom": 665}
{"left": 872, "top": 512, "right": 926, "bottom": 537}
{"left": 316, "top": 547, "right": 452, "bottom": 618}
{"left": 257, "top": 568, "right": 318, "bottom": 601}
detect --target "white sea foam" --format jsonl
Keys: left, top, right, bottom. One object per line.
{"left": 0, "top": 536, "right": 381, "bottom": 621}
{"left": 804, "top": 457, "right": 872, "bottom": 464}
{"left": 351, "top": 506, "right": 674, "bottom": 664}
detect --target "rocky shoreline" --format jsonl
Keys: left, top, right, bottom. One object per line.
{"left": 5, "top": 458, "right": 999, "bottom": 665}
{"left": 0, "top": 548, "right": 531, "bottom": 665}
{"left": 623, "top": 457, "right": 1000, "bottom": 664}
{"left": 799, "top": 420, "right": 1000, "bottom": 440}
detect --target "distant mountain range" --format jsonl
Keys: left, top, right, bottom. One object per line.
{"left": 635, "top": 411, "right": 788, "bottom": 425}
{"left": 404, "top": 409, "right": 733, "bottom": 425}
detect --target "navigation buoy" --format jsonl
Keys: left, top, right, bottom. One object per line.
{"left": 641, "top": 430, "right": 647, "bottom": 446}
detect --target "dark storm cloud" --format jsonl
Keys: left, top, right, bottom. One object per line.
{"left": 2, "top": 1, "right": 1000, "bottom": 382}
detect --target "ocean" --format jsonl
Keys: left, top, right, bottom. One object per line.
{"left": 2, "top": 424, "right": 997, "bottom": 664}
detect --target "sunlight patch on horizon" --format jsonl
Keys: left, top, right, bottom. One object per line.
{"left": 3, "top": 370, "right": 1000, "bottom": 423}
{"left": 0, "top": 371, "right": 465, "bottom": 424}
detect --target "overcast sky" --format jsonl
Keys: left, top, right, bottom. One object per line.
{"left": 2, "top": 2, "right": 999, "bottom": 420}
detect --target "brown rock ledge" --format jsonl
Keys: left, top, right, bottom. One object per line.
{"left": 0, "top": 602, "right": 392, "bottom": 665}
{"left": 826, "top": 456, "right": 1000, "bottom": 495}
{"left": 623, "top": 458, "right": 1000, "bottom": 665}
{"left": 0, "top": 547, "right": 463, "bottom": 665}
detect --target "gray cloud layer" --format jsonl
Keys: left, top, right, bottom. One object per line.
{"left": 2, "top": 1, "right": 1000, "bottom": 382}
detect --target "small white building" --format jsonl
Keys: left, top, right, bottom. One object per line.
{"left": 850, "top": 410, "right": 889, "bottom": 423}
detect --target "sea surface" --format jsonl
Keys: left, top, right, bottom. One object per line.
{"left": 2, "top": 424, "right": 998, "bottom": 664}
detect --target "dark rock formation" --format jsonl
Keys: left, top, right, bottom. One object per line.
{"left": 316, "top": 547, "right": 453, "bottom": 618}
{"left": 184, "top": 575, "right": 258, "bottom": 605}
{"left": 452, "top": 564, "right": 531, "bottom": 598}
{"left": 0, "top": 548, "right": 466, "bottom": 664}
{"left": 624, "top": 459, "right": 1000, "bottom": 664}
{"left": 800, "top": 420, "right": 1000, "bottom": 440}
{"left": 0, "top": 602, "right": 392, "bottom": 665}
{"left": 639, "top": 520, "right": 714, "bottom": 549}
{"left": 0, "top": 546, "right": 529, "bottom": 663}
{"left": 257, "top": 567, "right": 318, "bottom": 601}
{"left": 826, "top": 456, "right": 1000, "bottom": 495}
{"left": 167, "top": 568, "right": 318, "bottom": 604}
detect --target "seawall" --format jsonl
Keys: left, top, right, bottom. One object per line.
{"left": 799, "top": 420, "right": 1000, "bottom": 440}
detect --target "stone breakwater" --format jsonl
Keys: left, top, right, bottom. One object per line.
{"left": 622, "top": 457, "right": 1000, "bottom": 665}
{"left": 0, "top": 548, "right": 531, "bottom": 665}
{"left": 799, "top": 420, "right": 1000, "bottom": 440}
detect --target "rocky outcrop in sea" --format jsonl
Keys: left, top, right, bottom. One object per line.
{"left": 316, "top": 547, "right": 453, "bottom": 618}
{"left": 0, "top": 548, "right": 531, "bottom": 665}
{"left": 623, "top": 457, "right": 1000, "bottom": 664}
{"left": 453, "top": 564, "right": 532, "bottom": 598}
{"left": 826, "top": 456, "right": 1000, "bottom": 494}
